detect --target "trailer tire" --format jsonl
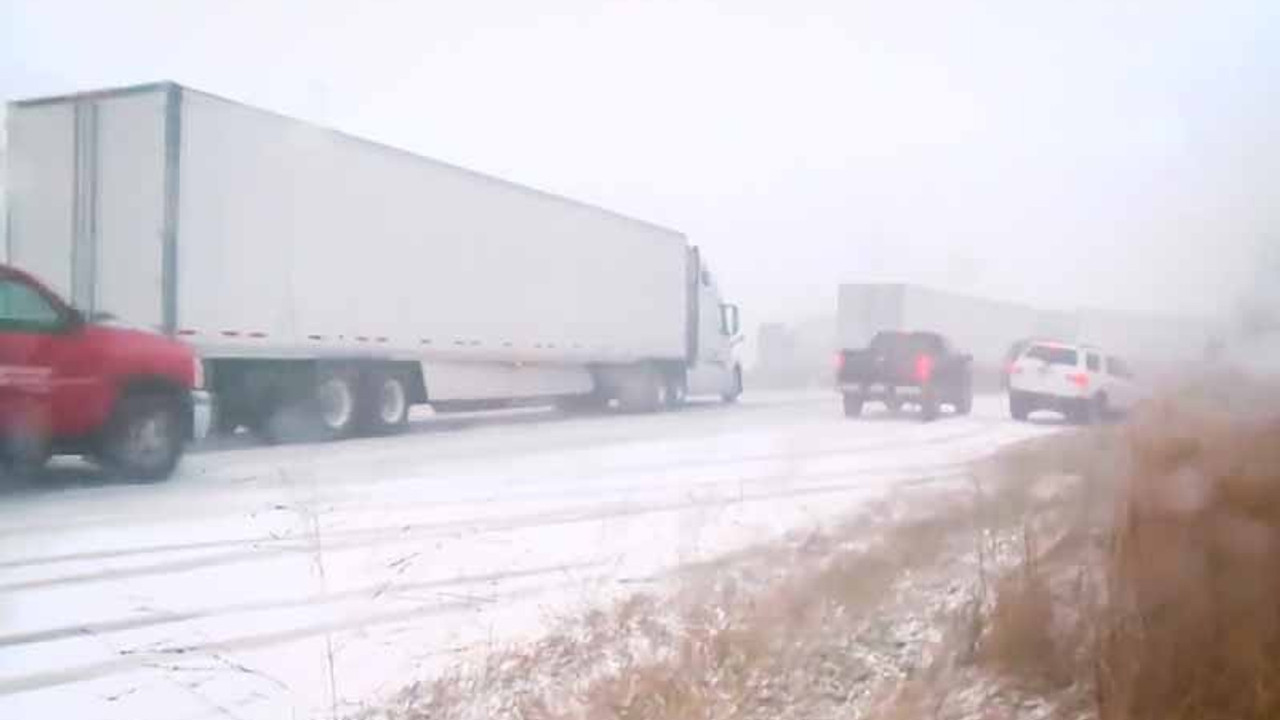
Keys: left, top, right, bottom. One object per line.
{"left": 666, "top": 374, "right": 688, "bottom": 409}
{"left": 255, "top": 369, "right": 358, "bottom": 443}
{"left": 98, "top": 392, "right": 185, "bottom": 481}
{"left": 618, "top": 365, "right": 666, "bottom": 413}
{"left": 556, "top": 394, "right": 610, "bottom": 414}
{"left": 363, "top": 371, "right": 409, "bottom": 434}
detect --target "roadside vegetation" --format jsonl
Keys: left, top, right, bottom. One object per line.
{"left": 364, "top": 373, "right": 1280, "bottom": 720}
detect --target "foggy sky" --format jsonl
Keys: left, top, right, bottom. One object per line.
{"left": 3, "top": 1, "right": 1277, "bottom": 327}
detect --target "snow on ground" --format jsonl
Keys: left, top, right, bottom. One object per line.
{"left": 0, "top": 392, "right": 1059, "bottom": 720}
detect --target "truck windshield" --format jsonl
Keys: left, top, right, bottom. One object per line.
{"left": 1024, "top": 344, "right": 1079, "bottom": 366}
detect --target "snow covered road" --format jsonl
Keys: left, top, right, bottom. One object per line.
{"left": 0, "top": 393, "right": 1059, "bottom": 720}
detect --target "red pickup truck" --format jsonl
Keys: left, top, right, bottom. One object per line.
{"left": 0, "top": 264, "right": 210, "bottom": 480}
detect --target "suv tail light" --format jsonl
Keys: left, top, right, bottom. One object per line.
{"left": 915, "top": 354, "right": 934, "bottom": 383}
{"left": 834, "top": 353, "right": 845, "bottom": 372}
{"left": 1066, "top": 371, "right": 1089, "bottom": 389}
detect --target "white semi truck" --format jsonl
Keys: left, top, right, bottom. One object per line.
{"left": 5, "top": 82, "right": 743, "bottom": 441}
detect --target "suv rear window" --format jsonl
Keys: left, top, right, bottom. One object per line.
{"left": 1024, "top": 344, "right": 1078, "bottom": 366}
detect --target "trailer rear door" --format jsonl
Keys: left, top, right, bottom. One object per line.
{"left": 6, "top": 86, "right": 170, "bottom": 330}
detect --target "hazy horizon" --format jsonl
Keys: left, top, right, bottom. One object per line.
{"left": 4, "top": 1, "right": 1278, "bottom": 328}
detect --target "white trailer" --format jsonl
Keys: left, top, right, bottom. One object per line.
{"left": 837, "top": 284, "right": 1076, "bottom": 369}
{"left": 5, "top": 82, "right": 743, "bottom": 441}
{"left": 837, "top": 283, "right": 1219, "bottom": 379}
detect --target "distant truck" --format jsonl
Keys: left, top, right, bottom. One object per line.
{"left": 836, "top": 331, "right": 973, "bottom": 421}
{"left": 5, "top": 82, "right": 743, "bottom": 442}
{"left": 0, "top": 263, "right": 210, "bottom": 479}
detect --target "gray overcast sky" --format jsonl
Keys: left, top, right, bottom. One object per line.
{"left": 3, "top": 1, "right": 1277, "bottom": 325}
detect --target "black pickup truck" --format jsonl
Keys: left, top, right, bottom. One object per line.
{"left": 836, "top": 330, "right": 973, "bottom": 421}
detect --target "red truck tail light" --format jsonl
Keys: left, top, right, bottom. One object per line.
{"left": 915, "top": 354, "right": 934, "bottom": 383}
{"left": 1066, "top": 371, "right": 1089, "bottom": 389}
{"left": 834, "top": 353, "right": 845, "bottom": 371}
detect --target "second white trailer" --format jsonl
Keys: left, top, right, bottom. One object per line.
{"left": 6, "top": 82, "right": 744, "bottom": 441}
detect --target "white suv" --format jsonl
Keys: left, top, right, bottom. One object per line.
{"left": 1007, "top": 341, "right": 1139, "bottom": 423}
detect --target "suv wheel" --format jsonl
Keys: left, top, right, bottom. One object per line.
{"left": 1088, "top": 393, "right": 1108, "bottom": 425}
{"left": 1009, "top": 392, "right": 1030, "bottom": 421}
{"left": 1067, "top": 397, "right": 1097, "bottom": 425}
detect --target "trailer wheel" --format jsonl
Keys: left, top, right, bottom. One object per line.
{"left": 286, "top": 370, "right": 358, "bottom": 441}
{"left": 99, "top": 392, "right": 184, "bottom": 481}
{"left": 665, "top": 374, "right": 688, "bottom": 409}
{"left": 364, "top": 371, "right": 409, "bottom": 433}
{"left": 618, "top": 365, "right": 666, "bottom": 413}
{"left": 556, "top": 394, "right": 610, "bottom": 414}
{"left": 254, "top": 369, "right": 358, "bottom": 443}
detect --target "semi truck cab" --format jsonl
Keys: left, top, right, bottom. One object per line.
{"left": 688, "top": 258, "right": 743, "bottom": 402}
{"left": 0, "top": 264, "right": 210, "bottom": 479}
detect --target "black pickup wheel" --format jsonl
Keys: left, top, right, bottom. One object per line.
{"left": 920, "top": 391, "right": 940, "bottom": 422}
{"left": 842, "top": 393, "right": 863, "bottom": 418}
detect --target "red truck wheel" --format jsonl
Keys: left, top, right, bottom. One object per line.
{"left": 100, "top": 393, "right": 184, "bottom": 481}
{"left": 2, "top": 402, "right": 51, "bottom": 479}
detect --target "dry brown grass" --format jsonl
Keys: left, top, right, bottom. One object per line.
{"left": 367, "top": 375, "right": 1280, "bottom": 720}
{"left": 954, "top": 376, "right": 1280, "bottom": 720}
{"left": 1092, "top": 395, "right": 1280, "bottom": 720}
{"left": 365, "top": 481, "right": 1039, "bottom": 720}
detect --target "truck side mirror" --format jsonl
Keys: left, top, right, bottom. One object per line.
{"left": 61, "top": 308, "right": 87, "bottom": 334}
{"left": 720, "top": 304, "right": 741, "bottom": 337}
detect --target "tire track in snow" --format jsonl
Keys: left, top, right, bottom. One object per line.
{"left": 0, "top": 395, "right": 1058, "bottom": 718}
